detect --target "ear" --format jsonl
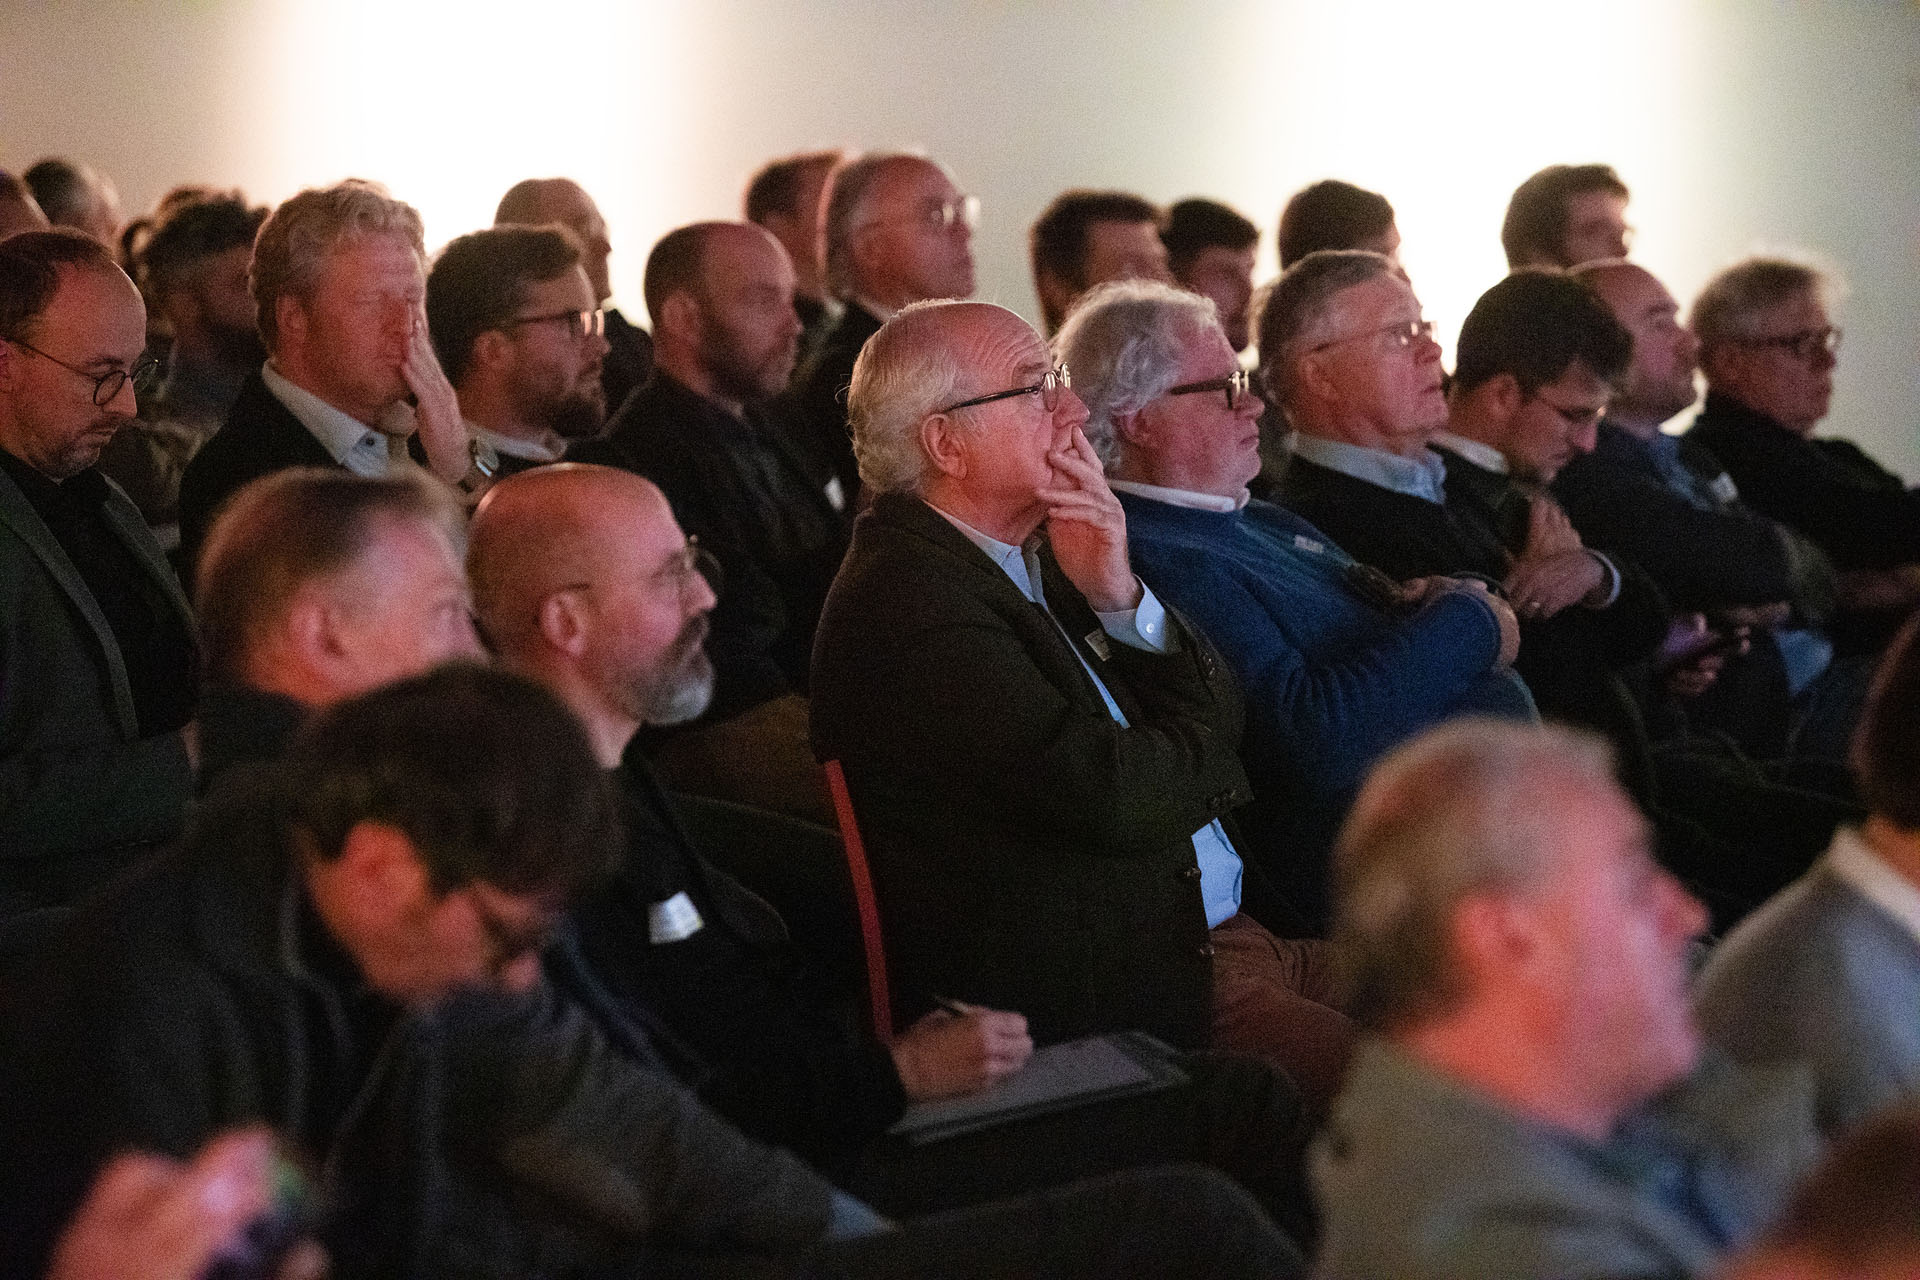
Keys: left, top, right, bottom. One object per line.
{"left": 1294, "top": 350, "right": 1341, "bottom": 406}
{"left": 0, "top": 336, "right": 15, "bottom": 393}
{"left": 1112, "top": 405, "right": 1154, "bottom": 451}
{"left": 1450, "top": 891, "right": 1539, "bottom": 987}
{"left": 471, "top": 329, "right": 514, "bottom": 376}
{"left": 275, "top": 293, "right": 308, "bottom": 350}
{"left": 284, "top": 582, "right": 362, "bottom": 687}
{"left": 335, "top": 820, "right": 435, "bottom": 925}
{"left": 535, "top": 588, "right": 591, "bottom": 658}
{"left": 1484, "top": 372, "right": 1524, "bottom": 423}
{"left": 657, "top": 289, "right": 702, "bottom": 347}
{"left": 918, "top": 413, "right": 968, "bottom": 481}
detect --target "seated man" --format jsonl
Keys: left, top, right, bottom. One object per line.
{"left": 426, "top": 224, "right": 610, "bottom": 477}
{"left": 745, "top": 148, "right": 846, "bottom": 357}
{"left": 1687, "top": 256, "right": 1920, "bottom": 631}
{"left": 470, "top": 463, "right": 1313, "bottom": 1230}
{"left": 1500, "top": 162, "right": 1632, "bottom": 269}
{"left": 1160, "top": 198, "right": 1259, "bottom": 352}
{"left": 571, "top": 221, "right": 847, "bottom": 822}
{"left": 1697, "top": 614, "right": 1920, "bottom": 1135}
{"left": 1029, "top": 189, "right": 1170, "bottom": 335}
{"left": 1056, "top": 278, "right": 1527, "bottom": 928}
{"left": 1276, "top": 179, "right": 1400, "bottom": 269}
{"left": 809, "top": 299, "right": 1352, "bottom": 1110}
{"left": 22, "top": 157, "right": 121, "bottom": 247}
{"left": 1315, "top": 719, "right": 1820, "bottom": 1280}
{"left": 189, "top": 466, "right": 483, "bottom": 785}
{"left": 178, "top": 181, "right": 483, "bottom": 575}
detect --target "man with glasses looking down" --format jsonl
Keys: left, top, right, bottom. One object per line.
{"left": 0, "top": 229, "right": 195, "bottom": 939}
{"left": 809, "top": 299, "right": 1355, "bottom": 1114}
{"left": 784, "top": 150, "right": 978, "bottom": 503}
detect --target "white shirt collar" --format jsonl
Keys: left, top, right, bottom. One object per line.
{"left": 1108, "top": 479, "right": 1247, "bottom": 512}
{"left": 1287, "top": 431, "right": 1448, "bottom": 504}
{"left": 467, "top": 420, "right": 564, "bottom": 464}
{"left": 1827, "top": 826, "right": 1920, "bottom": 949}
{"left": 260, "top": 360, "right": 414, "bottom": 477}
{"left": 1432, "top": 431, "right": 1510, "bottom": 475}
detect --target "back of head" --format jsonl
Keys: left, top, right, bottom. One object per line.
{"left": 846, "top": 298, "right": 984, "bottom": 495}
{"left": 1452, "top": 268, "right": 1632, "bottom": 396}
{"left": 1055, "top": 277, "right": 1218, "bottom": 465}
{"left": 426, "top": 223, "right": 583, "bottom": 382}
{"left": 1029, "top": 189, "right": 1164, "bottom": 294}
{"left": 744, "top": 149, "right": 844, "bottom": 225}
{"left": 641, "top": 221, "right": 730, "bottom": 328}
{"left": 1853, "top": 612, "right": 1920, "bottom": 830}
{"left": 21, "top": 158, "right": 100, "bottom": 232}
{"left": 139, "top": 194, "right": 268, "bottom": 304}
{"left": 284, "top": 662, "right": 618, "bottom": 899}
{"left": 1501, "top": 164, "right": 1628, "bottom": 269}
{"left": 820, "top": 150, "right": 923, "bottom": 298}
{"left": 0, "top": 229, "right": 124, "bottom": 341}
{"left": 493, "top": 177, "right": 576, "bottom": 228}
{"left": 195, "top": 466, "right": 463, "bottom": 688}
{"left": 0, "top": 170, "right": 50, "bottom": 241}
{"left": 1255, "top": 249, "right": 1398, "bottom": 403}
{"left": 1160, "top": 198, "right": 1258, "bottom": 276}
{"left": 1688, "top": 256, "right": 1824, "bottom": 354}
{"left": 1277, "top": 179, "right": 1395, "bottom": 269}
{"left": 1333, "top": 718, "right": 1615, "bottom": 1032}
{"left": 251, "top": 180, "right": 424, "bottom": 352}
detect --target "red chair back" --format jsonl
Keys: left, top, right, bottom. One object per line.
{"left": 822, "top": 759, "right": 894, "bottom": 1044}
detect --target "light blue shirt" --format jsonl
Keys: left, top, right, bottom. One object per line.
{"left": 1290, "top": 432, "right": 1449, "bottom": 505}
{"left": 929, "top": 503, "right": 1245, "bottom": 928}
{"left": 260, "top": 360, "right": 413, "bottom": 478}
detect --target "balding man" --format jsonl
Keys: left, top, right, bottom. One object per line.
{"left": 810, "top": 299, "right": 1353, "bottom": 1110}
{"left": 784, "top": 150, "right": 978, "bottom": 499}
{"left": 1315, "top": 719, "right": 1819, "bottom": 1280}
{"left": 746, "top": 149, "right": 847, "bottom": 356}
{"left": 22, "top": 158, "right": 121, "bottom": 248}
{"left": 496, "top": 177, "right": 653, "bottom": 414}
{"left": 572, "top": 221, "right": 845, "bottom": 821}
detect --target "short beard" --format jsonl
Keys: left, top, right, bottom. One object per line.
{"left": 643, "top": 617, "right": 715, "bottom": 726}
{"left": 543, "top": 384, "right": 608, "bottom": 441}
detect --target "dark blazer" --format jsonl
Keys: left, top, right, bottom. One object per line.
{"left": 600, "top": 307, "right": 655, "bottom": 419}
{"left": 779, "top": 302, "right": 882, "bottom": 497}
{"left": 1687, "top": 391, "right": 1920, "bottom": 572}
{"left": 809, "top": 493, "right": 1252, "bottom": 1051}
{"left": 177, "top": 368, "right": 335, "bottom": 581}
{"left": 0, "top": 461, "right": 193, "bottom": 912}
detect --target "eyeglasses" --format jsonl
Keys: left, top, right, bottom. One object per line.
{"left": 5, "top": 337, "right": 160, "bottom": 406}
{"left": 1527, "top": 390, "right": 1607, "bottom": 430}
{"left": 936, "top": 362, "right": 1071, "bottom": 415}
{"left": 862, "top": 194, "right": 980, "bottom": 236}
{"left": 1738, "top": 326, "right": 1841, "bottom": 362}
{"left": 1309, "top": 318, "right": 1435, "bottom": 355}
{"left": 652, "top": 540, "right": 725, "bottom": 601}
{"left": 1166, "top": 368, "right": 1252, "bottom": 411}
{"left": 502, "top": 308, "right": 606, "bottom": 341}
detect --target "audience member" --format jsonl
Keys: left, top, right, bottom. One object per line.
{"left": 96, "top": 193, "right": 266, "bottom": 547}
{"left": 0, "top": 169, "right": 51, "bottom": 240}
{"left": 809, "top": 299, "right": 1354, "bottom": 1110}
{"left": 426, "top": 224, "right": 610, "bottom": 477}
{"left": 1058, "top": 278, "right": 1528, "bottom": 928}
{"left": 1314, "top": 719, "right": 1820, "bottom": 1280}
{"left": 23, "top": 157, "right": 122, "bottom": 248}
{"left": 1697, "top": 613, "right": 1920, "bottom": 1135}
{"left": 746, "top": 147, "right": 847, "bottom": 353}
{"left": 571, "top": 221, "right": 843, "bottom": 821}
{"left": 494, "top": 176, "right": 653, "bottom": 413}
{"left": 177, "top": 181, "right": 481, "bottom": 576}
{"left": 0, "top": 230, "right": 192, "bottom": 938}
{"left": 1500, "top": 162, "right": 1632, "bottom": 268}
{"left": 785, "top": 149, "right": 978, "bottom": 499}
{"left": 189, "top": 467, "right": 480, "bottom": 787}
{"left": 1029, "top": 189, "right": 1170, "bottom": 335}
{"left": 1688, "top": 256, "right": 1920, "bottom": 624}
{"left": 1276, "top": 179, "right": 1400, "bottom": 269}
{"left": 1161, "top": 197, "right": 1260, "bottom": 351}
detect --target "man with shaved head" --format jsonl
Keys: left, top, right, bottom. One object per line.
{"left": 784, "top": 150, "right": 978, "bottom": 499}
{"left": 811, "top": 298, "right": 1353, "bottom": 1111}
{"left": 572, "top": 220, "right": 845, "bottom": 820}
{"left": 496, "top": 177, "right": 653, "bottom": 414}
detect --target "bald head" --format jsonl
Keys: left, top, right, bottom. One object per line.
{"left": 496, "top": 178, "right": 613, "bottom": 303}
{"left": 1571, "top": 259, "right": 1699, "bottom": 430}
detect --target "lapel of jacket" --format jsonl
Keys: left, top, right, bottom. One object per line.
{"left": 101, "top": 476, "right": 195, "bottom": 634}
{"left": 0, "top": 463, "right": 141, "bottom": 734}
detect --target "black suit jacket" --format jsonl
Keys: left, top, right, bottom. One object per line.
{"left": 600, "top": 307, "right": 655, "bottom": 419}
{"left": 177, "top": 369, "right": 335, "bottom": 582}
{"left": 809, "top": 493, "right": 1252, "bottom": 1052}
{"left": 779, "top": 302, "right": 882, "bottom": 498}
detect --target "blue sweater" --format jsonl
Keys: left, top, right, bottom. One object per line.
{"left": 1121, "top": 493, "right": 1535, "bottom": 926}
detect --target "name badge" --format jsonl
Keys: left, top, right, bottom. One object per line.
{"left": 1293, "top": 534, "right": 1325, "bottom": 556}
{"left": 1709, "top": 473, "right": 1739, "bottom": 504}
{"left": 823, "top": 476, "right": 847, "bottom": 512}
{"left": 648, "top": 891, "right": 705, "bottom": 944}
{"left": 1083, "top": 629, "right": 1112, "bottom": 661}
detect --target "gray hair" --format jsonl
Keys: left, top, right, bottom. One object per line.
{"left": 1689, "top": 255, "right": 1830, "bottom": 353}
{"left": 822, "top": 150, "right": 929, "bottom": 299}
{"left": 251, "top": 179, "right": 425, "bottom": 352}
{"left": 1053, "top": 278, "right": 1220, "bottom": 466}
{"left": 1254, "top": 249, "right": 1398, "bottom": 406}
{"left": 1332, "top": 718, "right": 1617, "bottom": 1032}
{"left": 846, "top": 299, "right": 974, "bottom": 494}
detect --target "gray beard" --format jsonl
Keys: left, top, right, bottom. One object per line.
{"left": 646, "top": 661, "right": 714, "bottom": 726}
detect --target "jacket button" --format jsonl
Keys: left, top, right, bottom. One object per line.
{"left": 1197, "top": 943, "right": 1217, "bottom": 958}
{"left": 1179, "top": 866, "right": 1203, "bottom": 882}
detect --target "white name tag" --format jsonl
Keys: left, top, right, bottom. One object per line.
{"left": 1083, "top": 629, "right": 1112, "bottom": 661}
{"left": 1294, "top": 534, "right": 1325, "bottom": 555}
{"left": 648, "top": 891, "right": 705, "bottom": 944}
{"left": 823, "top": 476, "right": 847, "bottom": 512}
{"left": 1710, "top": 473, "right": 1739, "bottom": 504}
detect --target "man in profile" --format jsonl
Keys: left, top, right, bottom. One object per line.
{"left": 1029, "top": 189, "right": 1170, "bottom": 335}
{"left": 1500, "top": 163, "right": 1632, "bottom": 268}
{"left": 1276, "top": 179, "right": 1400, "bottom": 269}
{"left": 22, "top": 157, "right": 121, "bottom": 248}
{"left": 745, "top": 148, "right": 846, "bottom": 354}
{"left": 1161, "top": 197, "right": 1259, "bottom": 352}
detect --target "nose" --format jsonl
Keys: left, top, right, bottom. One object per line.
{"left": 452, "top": 612, "right": 485, "bottom": 660}
{"left": 499, "top": 950, "right": 543, "bottom": 995}
{"left": 1659, "top": 871, "right": 1710, "bottom": 944}
{"left": 1055, "top": 386, "right": 1090, "bottom": 431}
{"left": 1812, "top": 343, "right": 1838, "bottom": 372}
{"left": 1239, "top": 389, "right": 1265, "bottom": 419}
{"left": 1572, "top": 417, "right": 1599, "bottom": 454}
{"left": 106, "top": 373, "right": 140, "bottom": 417}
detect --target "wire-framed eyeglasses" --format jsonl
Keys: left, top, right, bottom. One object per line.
{"left": 936, "top": 362, "right": 1071, "bottom": 414}
{"left": 4, "top": 337, "right": 160, "bottom": 405}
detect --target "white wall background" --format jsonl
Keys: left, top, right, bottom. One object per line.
{"left": 4, "top": 0, "right": 1917, "bottom": 471}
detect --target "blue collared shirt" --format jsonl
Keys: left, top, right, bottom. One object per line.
{"left": 1289, "top": 432, "right": 1449, "bottom": 505}
{"left": 929, "top": 503, "right": 1244, "bottom": 927}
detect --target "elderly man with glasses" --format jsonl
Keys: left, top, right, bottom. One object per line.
{"left": 810, "top": 298, "right": 1356, "bottom": 1114}
{"left": 0, "top": 229, "right": 195, "bottom": 940}
{"left": 1056, "top": 278, "right": 1528, "bottom": 932}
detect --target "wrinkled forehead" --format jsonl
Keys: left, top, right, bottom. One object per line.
{"left": 951, "top": 306, "right": 1047, "bottom": 383}
{"left": 871, "top": 158, "right": 957, "bottom": 211}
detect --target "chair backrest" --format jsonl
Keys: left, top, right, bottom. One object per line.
{"left": 822, "top": 759, "right": 893, "bottom": 1044}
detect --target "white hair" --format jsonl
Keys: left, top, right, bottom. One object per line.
{"left": 846, "top": 298, "right": 974, "bottom": 495}
{"left": 1053, "top": 278, "right": 1219, "bottom": 466}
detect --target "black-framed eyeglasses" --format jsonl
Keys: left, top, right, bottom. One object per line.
{"left": 1738, "top": 326, "right": 1841, "bottom": 363}
{"left": 1166, "top": 368, "right": 1252, "bottom": 411}
{"left": 936, "top": 362, "right": 1071, "bottom": 415}
{"left": 1527, "top": 390, "right": 1607, "bottom": 430}
{"left": 502, "top": 308, "right": 606, "bottom": 341}
{"left": 4, "top": 337, "right": 160, "bottom": 405}
{"left": 1309, "top": 318, "right": 1435, "bottom": 355}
